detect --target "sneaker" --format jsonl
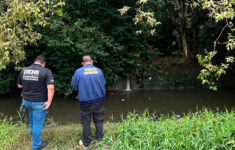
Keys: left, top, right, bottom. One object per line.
{"left": 79, "top": 140, "right": 84, "bottom": 147}
{"left": 33, "top": 141, "right": 48, "bottom": 150}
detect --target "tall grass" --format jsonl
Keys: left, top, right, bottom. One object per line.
{"left": 95, "top": 109, "right": 235, "bottom": 150}
{"left": 1, "top": 109, "right": 235, "bottom": 150}
{"left": 0, "top": 116, "right": 26, "bottom": 150}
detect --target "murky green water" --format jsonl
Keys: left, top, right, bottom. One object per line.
{"left": 0, "top": 89, "right": 234, "bottom": 124}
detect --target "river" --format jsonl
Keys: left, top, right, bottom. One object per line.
{"left": 0, "top": 88, "right": 234, "bottom": 124}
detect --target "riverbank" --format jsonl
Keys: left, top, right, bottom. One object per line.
{"left": 1, "top": 109, "right": 235, "bottom": 150}
{"left": 109, "top": 60, "right": 235, "bottom": 91}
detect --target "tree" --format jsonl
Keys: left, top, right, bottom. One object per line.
{"left": 163, "top": 0, "right": 190, "bottom": 57}
{"left": 197, "top": 0, "right": 235, "bottom": 90}
{"left": 119, "top": 0, "right": 235, "bottom": 90}
{"left": 0, "top": 0, "right": 64, "bottom": 70}
{"left": 119, "top": 0, "right": 193, "bottom": 57}
{"left": 32, "top": 0, "right": 159, "bottom": 95}
{"left": 118, "top": 0, "right": 160, "bottom": 35}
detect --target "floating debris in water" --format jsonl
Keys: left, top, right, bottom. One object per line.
{"left": 121, "top": 99, "right": 125, "bottom": 102}
{"left": 107, "top": 91, "right": 114, "bottom": 96}
{"left": 200, "top": 99, "right": 206, "bottom": 103}
{"left": 176, "top": 115, "right": 181, "bottom": 118}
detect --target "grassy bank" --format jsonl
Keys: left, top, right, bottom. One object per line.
{"left": 96, "top": 109, "right": 235, "bottom": 149}
{"left": 1, "top": 109, "right": 235, "bottom": 150}
{"left": 0, "top": 117, "right": 26, "bottom": 149}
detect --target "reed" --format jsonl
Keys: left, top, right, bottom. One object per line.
{"left": 0, "top": 116, "right": 26, "bottom": 150}
{"left": 1, "top": 109, "right": 235, "bottom": 150}
{"left": 95, "top": 109, "right": 235, "bottom": 150}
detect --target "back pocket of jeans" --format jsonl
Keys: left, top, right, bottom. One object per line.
{"left": 33, "top": 102, "right": 44, "bottom": 110}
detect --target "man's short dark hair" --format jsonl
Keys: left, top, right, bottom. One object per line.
{"left": 34, "top": 55, "right": 46, "bottom": 64}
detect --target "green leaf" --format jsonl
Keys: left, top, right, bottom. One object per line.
{"left": 56, "top": 9, "right": 63, "bottom": 17}
{"left": 216, "top": 15, "right": 223, "bottom": 22}
{"left": 193, "top": 2, "right": 198, "bottom": 7}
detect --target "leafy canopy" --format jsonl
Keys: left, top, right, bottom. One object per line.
{"left": 197, "top": 0, "right": 235, "bottom": 90}
{"left": 0, "top": 0, "right": 64, "bottom": 70}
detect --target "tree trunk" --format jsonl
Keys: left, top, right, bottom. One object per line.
{"left": 176, "top": 0, "right": 189, "bottom": 57}
{"left": 181, "top": 32, "right": 188, "bottom": 57}
{"left": 192, "top": 7, "right": 199, "bottom": 62}
{"left": 164, "top": 0, "right": 189, "bottom": 57}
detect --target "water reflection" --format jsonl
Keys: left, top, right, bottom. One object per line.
{"left": 0, "top": 89, "right": 234, "bottom": 124}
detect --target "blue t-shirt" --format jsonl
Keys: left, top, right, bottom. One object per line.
{"left": 71, "top": 64, "right": 106, "bottom": 104}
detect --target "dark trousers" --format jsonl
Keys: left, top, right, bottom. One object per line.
{"left": 80, "top": 101, "right": 104, "bottom": 147}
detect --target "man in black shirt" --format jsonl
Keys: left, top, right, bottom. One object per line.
{"left": 18, "top": 55, "right": 54, "bottom": 150}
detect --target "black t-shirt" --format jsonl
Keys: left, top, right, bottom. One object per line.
{"left": 18, "top": 64, "right": 54, "bottom": 102}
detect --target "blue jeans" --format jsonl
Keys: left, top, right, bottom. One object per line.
{"left": 23, "top": 99, "right": 47, "bottom": 150}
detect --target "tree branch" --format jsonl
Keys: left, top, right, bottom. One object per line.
{"left": 213, "top": 21, "right": 229, "bottom": 51}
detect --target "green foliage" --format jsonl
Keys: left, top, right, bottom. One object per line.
{"left": 0, "top": 0, "right": 161, "bottom": 96}
{"left": 197, "top": 50, "right": 232, "bottom": 90}
{"left": 95, "top": 109, "right": 235, "bottom": 149}
{"left": 40, "top": 18, "right": 126, "bottom": 95}
{"left": 23, "top": 0, "right": 160, "bottom": 95}
{"left": 0, "top": 0, "right": 47, "bottom": 70}
{"left": 0, "top": 0, "right": 235, "bottom": 95}
{"left": 1, "top": 109, "right": 235, "bottom": 149}
{"left": 197, "top": 0, "right": 235, "bottom": 90}
{"left": 0, "top": 0, "right": 65, "bottom": 71}
{"left": 0, "top": 116, "right": 26, "bottom": 150}
{"left": 0, "top": 64, "right": 18, "bottom": 94}
{"left": 118, "top": 0, "right": 160, "bottom": 35}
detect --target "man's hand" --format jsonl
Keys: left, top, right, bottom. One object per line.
{"left": 44, "top": 84, "right": 54, "bottom": 110}
{"left": 18, "top": 84, "right": 23, "bottom": 88}
{"left": 43, "top": 101, "right": 51, "bottom": 110}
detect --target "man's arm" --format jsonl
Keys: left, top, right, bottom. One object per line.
{"left": 100, "top": 71, "right": 106, "bottom": 95}
{"left": 43, "top": 69, "right": 55, "bottom": 110}
{"left": 43, "top": 84, "right": 54, "bottom": 110}
{"left": 17, "top": 70, "right": 23, "bottom": 88}
{"left": 71, "top": 71, "right": 79, "bottom": 91}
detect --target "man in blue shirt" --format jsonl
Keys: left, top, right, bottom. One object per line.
{"left": 71, "top": 55, "right": 106, "bottom": 147}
